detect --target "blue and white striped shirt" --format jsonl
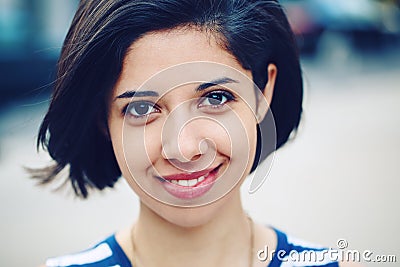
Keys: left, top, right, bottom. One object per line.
{"left": 46, "top": 228, "right": 339, "bottom": 267}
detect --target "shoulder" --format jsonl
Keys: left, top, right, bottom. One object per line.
{"left": 43, "top": 235, "right": 131, "bottom": 267}
{"left": 267, "top": 228, "right": 362, "bottom": 267}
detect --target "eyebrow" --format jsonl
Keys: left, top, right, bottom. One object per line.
{"left": 115, "top": 90, "right": 159, "bottom": 100}
{"left": 196, "top": 77, "right": 239, "bottom": 91}
{"left": 114, "top": 77, "right": 238, "bottom": 100}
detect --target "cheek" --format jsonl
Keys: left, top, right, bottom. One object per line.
{"left": 230, "top": 108, "right": 258, "bottom": 167}
{"left": 108, "top": 113, "right": 162, "bottom": 179}
{"left": 107, "top": 116, "right": 124, "bottom": 170}
{"left": 244, "top": 116, "right": 258, "bottom": 151}
{"left": 201, "top": 120, "right": 232, "bottom": 157}
{"left": 122, "top": 124, "right": 163, "bottom": 179}
{"left": 142, "top": 123, "right": 163, "bottom": 166}
{"left": 190, "top": 110, "right": 258, "bottom": 175}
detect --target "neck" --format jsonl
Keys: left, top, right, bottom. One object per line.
{"left": 132, "top": 192, "right": 251, "bottom": 267}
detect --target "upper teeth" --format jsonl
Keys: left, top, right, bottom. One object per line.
{"left": 170, "top": 173, "right": 208, "bottom": 187}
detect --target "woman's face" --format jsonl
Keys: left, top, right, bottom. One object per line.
{"left": 108, "top": 28, "right": 276, "bottom": 226}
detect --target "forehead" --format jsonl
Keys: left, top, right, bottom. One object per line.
{"left": 112, "top": 28, "right": 254, "bottom": 98}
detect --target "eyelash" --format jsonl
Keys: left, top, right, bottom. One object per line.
{"left": 199, "top": 90, "right": 236, "bottom": 109}
{"left": 121, "top": 89, "right": 236, "bottom": 119}
{"left": 122, "top": 101, "right": 160, "bottom": 119}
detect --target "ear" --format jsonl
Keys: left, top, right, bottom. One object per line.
{"left": 256, "top": 63, "right": 277, "bottom": 123}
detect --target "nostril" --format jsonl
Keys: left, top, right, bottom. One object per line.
{"left": 163, "top": 138, "right": 217, "bottom": 173}
{"left": 161, "top": 140, "right": 202, "bottom": 163}
{"left": 190, "top": 154, "right": 201, "bottom": 161}
{"left": 177, "top": 145, "right": 202, "bottom": 163}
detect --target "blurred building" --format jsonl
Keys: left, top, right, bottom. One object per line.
{"left": 281, "top": 0, "right": 400, "bottom": 55}
{"left": 0, "top": 0, "right": 78, "bottom": 101}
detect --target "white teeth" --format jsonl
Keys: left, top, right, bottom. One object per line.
{"left": 187, "top": 178, "right": 197, "bottom": 186}
{"left": 178, "top": 180, "right": 188, "bottom": 186}
{"left": 169, "top": 173, "right": 209, "bottom": 187}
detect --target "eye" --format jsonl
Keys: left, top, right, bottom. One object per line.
{"left": 124, "top": 101, "right": 160, "bottom": 118}
{"left": 199, "top": 90, "right": 236, "bottom": 108}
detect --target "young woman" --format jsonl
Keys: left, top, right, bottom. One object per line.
{"left": 35, "top": 0, "right": 360, "bottom": 266}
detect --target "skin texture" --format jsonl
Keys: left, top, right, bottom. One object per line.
{"left": 107, "top": 28, "right": 278, "bottom": 267}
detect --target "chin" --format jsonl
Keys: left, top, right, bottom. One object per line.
{"left": 142, "top": 192, "right": 230, "bottom": 228}
{"left": 165, "top": 206, "right": 220, "bottom": 228}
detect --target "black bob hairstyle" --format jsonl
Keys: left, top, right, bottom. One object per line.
{"left": 35, "top": 0, "right": 303, "bottom": 198}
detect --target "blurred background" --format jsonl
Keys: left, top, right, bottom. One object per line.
{"left": 0, "top": 0, "right": 399, "bottom": 266}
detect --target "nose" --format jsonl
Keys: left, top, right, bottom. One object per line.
{"left": 161, "top": 119, "right": 205, "bottom": 162}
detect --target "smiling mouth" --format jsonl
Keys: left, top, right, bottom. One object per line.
{"left": 156, "top": 164, "right": 223, "bottom": 199}
{"left": 160, "top": 164, "right": 222, "bottom": 186}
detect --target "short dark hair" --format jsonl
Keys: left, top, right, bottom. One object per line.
{"left": 34, "top": 0, "right": 303, "bottom": 198}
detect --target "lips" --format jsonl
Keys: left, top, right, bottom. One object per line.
{"left": 157, "top": 164, "right": 222, "bottom": 199}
